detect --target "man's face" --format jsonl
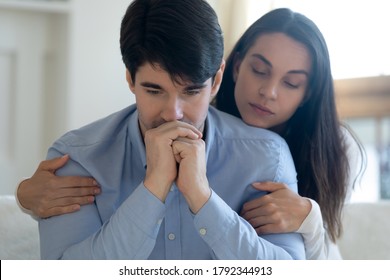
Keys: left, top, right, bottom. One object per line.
{"left": 127, "top": 62, "right": 223, "bottom": 137}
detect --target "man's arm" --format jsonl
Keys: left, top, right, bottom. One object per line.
{"left": 39, "top": 148, "right": 164, "bottom": 259}
{"left": 192, "top": 137, "right": 305, "bottom": 260}
{"left": 194, "top": 192, "right": 304, "bottom": 259}
{"left": 16, "top": 155, "right": 99, "bottom": 219}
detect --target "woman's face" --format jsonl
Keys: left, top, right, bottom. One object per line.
{"left": 233, "top": 33, "right": 311, "bottom": 131}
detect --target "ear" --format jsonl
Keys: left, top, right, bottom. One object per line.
{"left": 126, "top": 69, "right": 136, "bottom": 94}
{"left": 232, "top": 53, "right": 242, "bottom": 83}
{"left": 210, "top": 60, "right": 226, "bottom": 99}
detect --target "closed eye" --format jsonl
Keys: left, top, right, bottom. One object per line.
{"left": 252, "top": 68, "right": 267, "bottom": 76}
{"left": 284, "top": 81, "right": 299, "bottom": 89}
{"left": 146, "top": 89, "right": 161, "bottom": 95}
{"left": 183, "top": 83, "right": 207, "bottom": 96}
{"left": 184, "top": 90, "right": 201, "bottom": 96}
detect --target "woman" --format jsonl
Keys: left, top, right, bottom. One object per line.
{"left": 215, "top": 8, "right": 365, "bottom": 259}
{"left": 17, "top": 8, "right": 365, "bottom": 259}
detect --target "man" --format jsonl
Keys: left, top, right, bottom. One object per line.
{"left": 38, "top": 0, "right": 304, "bottom": 259}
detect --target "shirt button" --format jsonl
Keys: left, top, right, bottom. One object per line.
{"left": 199, "top": 228, "right": 207, "bottom": 236}
{"left": 170, "top": 186, "right": 175, "bottom": 192}
{"left": 168, "top": 233, "right": 176, "bottom": 240}
{"left": 157, "top": 218, "right": 163, "bottom": 225}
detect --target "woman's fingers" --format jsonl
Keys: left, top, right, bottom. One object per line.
{"left": 37, "top": 155, "right": 70, "bottom": 173}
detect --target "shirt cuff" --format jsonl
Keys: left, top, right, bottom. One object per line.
{"left": 121, "top": 182, "right": 166, "bottom": 235}
{"left": 193, "top": 190, "right": 235, "bottom": 245}
{"left": 297, "top": 198, "right": 322, "bottom": 235}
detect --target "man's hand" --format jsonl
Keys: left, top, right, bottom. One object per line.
{"left": 172, "top": 136, "right": 211, "bottom": 214}
{"left": 143, "top": 121, "right": 202, "bottom": 202}
{"left": 17, "top": 155, "right": 100, "bottom": 218}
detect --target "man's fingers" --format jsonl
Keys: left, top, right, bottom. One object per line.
{"left": 149, "top": 121, "right": 202, "bottom": 141}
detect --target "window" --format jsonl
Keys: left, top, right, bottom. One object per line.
{"left": 246, "top": 0, "right": 390, "bottom": 79}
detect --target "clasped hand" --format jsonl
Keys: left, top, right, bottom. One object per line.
{"left": 143, "top": 121, "right": 211, "bottom": 213}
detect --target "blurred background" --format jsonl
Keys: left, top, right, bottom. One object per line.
{"left": 1, "top": 0, "right": 389, "bottom": 203}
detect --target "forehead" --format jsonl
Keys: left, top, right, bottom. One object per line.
{"left": 248, "top": 33, "right": 312, "bottom": 72}
{"left": 135, "top": 63, "right": 183, "bottom": 84}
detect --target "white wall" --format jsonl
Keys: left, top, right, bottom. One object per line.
{"left": 0, "top": 0, "right": 135, "bottom": 194}
{"left": 67, "top": 0, "right": 134, "bottom": 130}
{"left": 0, "top": 9, "right": 50, "bottom": 194}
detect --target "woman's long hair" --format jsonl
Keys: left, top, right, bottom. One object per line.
{"left": 215, "top": 8, "right": 365, "bottom": 242}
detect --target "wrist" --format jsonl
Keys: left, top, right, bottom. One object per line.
{"left": 186, "top": 184, "right": 211, "bottom": 214}
{"left": 143, "top": 176, "right": 172, "bottom": 202}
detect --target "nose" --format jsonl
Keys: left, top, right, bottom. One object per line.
{"left": 259, "top": 80, "right": 278, "bottom": 100}
{"left": 161, "top": 96, "right": 184, "bottom": 121}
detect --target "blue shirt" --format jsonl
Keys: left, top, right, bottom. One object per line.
{"left": 39, "top": 104, "right": 304, "bottom": 259}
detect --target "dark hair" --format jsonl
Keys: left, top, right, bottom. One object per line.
{"left": 120, "top": 0, "right": 224, "bottom": 84}
{"left": 216, "top": 8, "right": 365, "bottom": 242}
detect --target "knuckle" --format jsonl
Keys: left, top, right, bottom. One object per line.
{"left": 36, "top": 207, "right": 47, "bottom": 218}
{"left": 37, "top": 160, "right": 47, "bottom": 169}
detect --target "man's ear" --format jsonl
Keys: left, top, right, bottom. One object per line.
{"left": 210, "top": 60, "right": 226, "bottom": 99}
{"left": 126, "top": 69, "right": 136, "bottom": 94}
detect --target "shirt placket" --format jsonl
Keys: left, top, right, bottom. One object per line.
{"left": 164, "top": 183, "right": 182, "bottom": 259}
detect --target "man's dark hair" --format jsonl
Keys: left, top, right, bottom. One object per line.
{"left": 120, "top": 0, "right": 224, "bottom": 84}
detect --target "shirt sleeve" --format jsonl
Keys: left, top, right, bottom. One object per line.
{"left": 39, "top": 148, "right": 166, "bottom": 259}
{"left": 193, "top": 138, "right": 305, "bottom": 260}
{"left": 194, "top": 190, "right": 305, "bottom": 259}
{"left": 297, "top": 199, "right": 326, "bottom": 259}
{"left": 40, "top": 181, "right": 165, "bottom": 259}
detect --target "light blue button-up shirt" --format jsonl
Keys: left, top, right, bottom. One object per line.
{"left": 39, "top": 104, "right": 304, "bottom": 259}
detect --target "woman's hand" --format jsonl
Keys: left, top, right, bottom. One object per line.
{"left": 17, "top": 155, "right": 100, "bottom": 218}
{"left": 241, "top": 182, "right": 311, "bottom": 234}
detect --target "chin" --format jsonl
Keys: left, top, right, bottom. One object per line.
{"left": 243, "top": 117, "right": 268, "bottom": 129}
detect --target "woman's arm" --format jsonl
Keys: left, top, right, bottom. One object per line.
{"left": 16, "top": 155, "right": 100, "bottom": 218}
{"left": 240, "top": 182, "right": 332, "bottom": 259}
{"left": 240, "top": 182, "right": 311, "bottom": 234}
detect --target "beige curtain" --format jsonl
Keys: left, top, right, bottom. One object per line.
{"left": 209, "top": 0, "right": 274, "bottom": 57}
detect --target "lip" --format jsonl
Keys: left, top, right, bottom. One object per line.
{"left": 249, "top": 103, "right": 275, "bottom": 116}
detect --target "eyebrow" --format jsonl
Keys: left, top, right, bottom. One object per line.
{"left": 140, "top": 82, "right": 162, "bottom": 89}
{"left": 140, "top": 81, "right": 208, "bottom": 91}
{"left": 251, "top": 54, "right": 310, "bottom": 77}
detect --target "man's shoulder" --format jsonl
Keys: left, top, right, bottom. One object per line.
{"left": 207, "top": 107, "right": 296, "bottom": 186}
{"left": 208, "top": 107, "right": 284, "bottom": 143}
{"left": 55, "top": 104, "right": 137, "bottom": 147}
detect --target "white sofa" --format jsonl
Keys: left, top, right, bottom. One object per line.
{"left": 337, "top": 201, "right": 390, "bottom": 259}
{"left": 0, "top": 195, "right": 39, "bottom": 260}
{"left": 0, "top": 195, "right": 389, "bottom": 260}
